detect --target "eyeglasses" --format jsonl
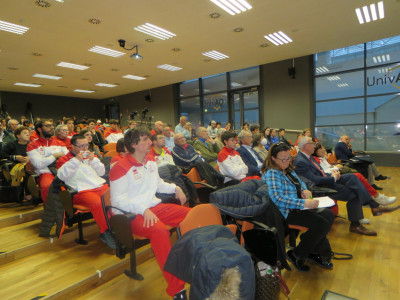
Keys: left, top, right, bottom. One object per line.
{"left": 73, "top": 143, "right": 89, "bottom": 148}
{"left": 276, "top": 157, "right": 292, "bottom": 162}
{"left": 43, "top": 124, "right": 54, "bottom": 128}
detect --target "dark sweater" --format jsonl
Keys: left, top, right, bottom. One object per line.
{"left": 0, "top": 141, "right": 28, "bottom": 162}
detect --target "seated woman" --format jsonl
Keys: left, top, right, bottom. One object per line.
{"left": 261, "top": 142, "right": 334, "bottom": 272}
{"left": 263, "top": 127, "right": 273, "bottom": 150}
{"left": 80, "top": 129, "right": 102, "bottom": 159}
{"left": 313, "top": 143, "right": 396, "bottom": 206}
{"left": 252, "top": 133, "right": 268, "bottom": 161}
{"left": 74, "top": 125, "right": 82, "bottom": 135}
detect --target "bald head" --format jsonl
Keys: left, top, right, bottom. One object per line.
{"left": 179, "top": 116, "right": 187, "bottom": 125}
{"left": 174, "top": 133, "right": 186, "bottom": 146}
{"left": 340, "top": 135, "right": 350, "bottom": 145}
{"left": 154, "top": 121, "right": 164, "bottom": 133}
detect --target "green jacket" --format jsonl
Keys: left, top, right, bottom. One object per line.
{"left": 193, "top": 139, "right": 221, "bottom": 167}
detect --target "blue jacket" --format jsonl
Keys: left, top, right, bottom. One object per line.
{"left": 236, "top": 145, "right": 263, "bottom": 176}
{"left": 171, "top": 144, "right": 202, "bottom": 168}
{"left": 334, "top": 141, "right": 354, "bottom": 160}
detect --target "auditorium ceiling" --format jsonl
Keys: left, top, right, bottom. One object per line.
{"left": 1, "top": 0, "right": 399, "bottom": 99}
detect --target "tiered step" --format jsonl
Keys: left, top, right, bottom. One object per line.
{"left": 0, "top": 202, "right": 43, "bottom": 228}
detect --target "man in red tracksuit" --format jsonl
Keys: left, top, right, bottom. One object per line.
{"left": 109, "top": 127, "right": 190, "bottom": 300}
{"left": 27, "top": 120, "right": 68, "bottom": 205}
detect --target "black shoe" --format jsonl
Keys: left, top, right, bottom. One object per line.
{"left": 375, "top": 175, "right": 390, "bottom": 181}
{"left": 173, "top": 289, "right": 187, "bottom": 300}
{"left": 307, "top": 254, "right": 333, "bottom": 269}
{"left": 99, "top": 229, "right": 116, "bottom": 250}
{"left": 287, "top": 250, "right": 310, "bottom": 272}
{"left": 371, "top": 184, "right": 383, "bottom": 190}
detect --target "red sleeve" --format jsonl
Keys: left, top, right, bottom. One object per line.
{"left": 56, "top": 154, "right": 70, "bottom": 169}
{"left": 218, "top": 151, "right": 229, "bottom": 162}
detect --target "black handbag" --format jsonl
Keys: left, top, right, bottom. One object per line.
{"left": 254, "top": 263, "right": 282, "bottom": 300}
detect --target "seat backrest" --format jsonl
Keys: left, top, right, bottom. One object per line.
{"left": 214, "top": 164, "right": 220, "bottom": 172}
{"left": 185, "top": 167, "right": 208, "bottom": 189}
{"left": 104, "top": 143, "right": 117, "bottom": 152}
{"left": 104, "top": 150, "right": 118, "bottom": 157}
{"left": 179, "top": 204, "right": 223, "bottom": 236}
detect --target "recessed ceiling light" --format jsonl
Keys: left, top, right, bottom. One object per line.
{"left": 209, "top": 12, "right": 221, "bottom": 19}
{"left": 259, "top": 44, "right": 269, "bottom": 48}
{"left": 56, "top": 62, "right": 89, "bottom": 70}
{"left": 157, "top": 64, "right": 182, "bottom": 71}
{"left": 0, "top": 20, "right": 30, "bottom": 35}
{"left": 233, "top": 27, "right": 244, "bottom": 32}
{"left": 74, "top": 89, "right": 95, "bottom": 93}
{"left": 110, "top": 68, "right": 119, "bottom": 72}
{"left": 337, "top": 83, "right": 349, "bottom": 88}
{"left": 14, "top": 83, "right": 41, "bottom": 87}
{"left": 372, "top": 54, "right": 390, "bottom": 63}
{"left": 55, "top": 0, "right": 64, "bottom": 2}
{"left": 210, "top": 0, "right": 252, "bottom": 15}
{"left": 202, "top": 50, "right": 229, "bottom": 60}
{"left": 134, "top": 23, "right": 176, "bottom": 40}
{"left": 122, "top": 74, "right": 146, "bottom": 80}
{"left": 316, "top": 66, "right": 329, "bottom": 74}
{"left": 355, "top": 1, "right": 384, "bottom": 24}
{"left": 327, "top": 76, "right": 341, "bottom": 81}
{"left": 95, "top": 83, "right": 118, "bottom": 87}
{"left": 172, "top": 48, "right": 181, "bottom": 52}
{"left": 264, "top": 31, "right": 293, "bottom": 46}
{"left": 145, "top": 38, "right": 154, "bottom": 43}
{"left": 33, "top": 73, "right": 62, "bottom": 80}
{"left": 89, "top": 46, "right": 125, "bottom": 58}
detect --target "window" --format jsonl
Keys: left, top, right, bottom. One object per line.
{"left": 230, "top": 67, "right": 260, "bottom": 89}
{"left": 180, "top": 96, "right": 201, "bottom": 127}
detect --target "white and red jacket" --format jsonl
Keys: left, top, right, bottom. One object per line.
{"left": 57, "top": 152, "right": 106, "bottom": 192}
{"left": 217, "top": 147, "right": 248, "bottom": 183}
{"left": 105, "top": 129, "right": 124, "bottom": 143}
{"left": 27, "top": 137, "right": 69, "bottom": 175}
{"left": 147, "top": 147, "right": 175, "bottom": 167}
{"left": 54, "top": 136, "right": 72, "bottom": 151}
{"left": 109, "top": 154, "right": 176, "bottom": 216}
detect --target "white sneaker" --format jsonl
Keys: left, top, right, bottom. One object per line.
{"left": 375, "top": 194, "right": 397, "bottom": 205}
{"left": 360, "top": 218, "right": 370, "bottom": 224}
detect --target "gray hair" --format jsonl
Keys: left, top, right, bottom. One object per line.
{"left": 298, "top": 136, "right": 312, "bottom": 150}
{"left": 55, "top": 124, "right": 68, "bottom": 133}
{"left": 174, "top": 133, "right": 184, "bottom": 141}
{"left": 8, "top": 119, "right": 18, "bottom": 126}
{"left": 196, "top": 127, "right": 206, "bottom": 137}
{"left": 238, "top": 130, "right": 250, "bottom": 142}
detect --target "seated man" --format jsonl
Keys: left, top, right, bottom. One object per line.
{"left": 236, "top": 130, "right": 263, "bottom": 177}
{"left": 150, "top": 120, "right": 164, "bottom": 136}
{"left": 124, "top": 120, "right": 137, "bottom": 134}
{"left": 278, "top": 128, "right": 293, "bottom": 148}
{"left": 87, "top": 118, "right": 106, "bottom": 152}
{"left": 217, "top": 131, "right": 248, "bottom": 185}
{"left": 334, "top": 135, "right": 388, "bottom": 190}
{"left": 249, "top": 124, "right": 260, "bottom": 136}
{"left": 206, "top": 120, "right": 218, "bottom": 139}
{"left": 174, "top": 116, "right": 191, "bottom": 139}
{"left": 111, "top": 138, "right": 126, "bottom": 166}
{"left": 193, "top": 127, "right": 221, "bottom": 167}
{"left": 57, "top": 134, "right": 115, "bottom": 248}
{"left": 171, "top": 133, "right": 203, "bottom": 169}
{"left": 109, "top": 127, "right": 190, "bottom": 300}
{"left": 64, "top": 118, "right": 75, "bottom": 139}
{"left": 148, "top": 134, "right": 175, "bottom": 167}
{"left": 294, "top": 136, "right": 400, "bottom": 236}
{"left": 104, "top": 119, "right": 124, "bottom": 143}
{"left": 162, "top": 125, "right": 174, "bottom": 152}
{"left": 5, "top": 119, "right": 18, "bottom": 143}
{"left": 54, "top": 124, "right": 72, "bottom": 150}
{"left": 27, "top": 120, "right": 68, "bottom": 205}
{"left": 0, "top": 122, "right": 16, "bottom": 149}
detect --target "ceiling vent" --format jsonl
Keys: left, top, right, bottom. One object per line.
{"left": 34, "top": 0, "right": 51, "bottom": 8}
{"left": 88, "top": 18, "right": 101, "bottom": 25}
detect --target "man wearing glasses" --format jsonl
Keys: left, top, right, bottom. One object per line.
{"left": 27, "top": 119, "right": 68, "bottom": 205}
{"left": 56, "top": 135, "right": 115, "bottom": 249}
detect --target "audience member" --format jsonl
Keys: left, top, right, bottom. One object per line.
{"left": 109, "top": 127, "right": 190, "bottom": 299}
{"left": 193, "top": 127, "right": 220, "bottom": 167}
{"left": 225, "top": 122, "right": 232, "bottom": 132}
{"left": 270, "top": 128, "right": 280, "bottom": 144}
{"left": 186, "top": 122, "right": 196, "bottom": 139}
{"left": 242, "top": 122, "right": 250, "bottom": 132}
{"left": 262, "top": 142, "right": 334, "bottom": 271}
{"left": 171, "top": 133, "right": 202, "bottom": 169}
{"left": 74, "top": 125, "right": 82, "bottom": 135}
{"left": 207, "top": 120, "right": 218, "bottom": 139}
{"left": 278, "top": 128, "right": 293, "bottom": 148}
{"left": 111, "top": 138, "right": 126, "bottom": 166}
{"left": 162, "top": 125, "right": 174, "bottom": 152}
{"left": 147, "top": 134, "right": 175, "bottom": 167}
{"left": 57, "top": 134, "right": 115, "bottom": 249}
{"left": 87, "top": 119, "right": 106, "bottom": 152}
{"left": 81, "top": 129, "right": 103, "bottom": 158}
{"left": 150, "top": 121, "right": 164, "bottom": 136}
{"left": 250, "top": 125, "right": 260, "bottom": 136}
{"left": 294, "top": 137, "right": 400, "bottom": 236}
{"left": 236, "top": 130, "right": 263, "bottom": 177}
{"left": 27, "top": 119, "right": 68, "bottom": 205}
{"left": 217, "top": 131, "right": 247, "bottom": 185}
{"left": 6, "top": 119, "right": 19, "bottom": 137}
{"left": 0, "top": 121, "right": 15, "bottom": 149}
{"left": 252, "top": 133, "right": 269, "bottom": 161}
{"left": 263, "top": 127, "right": 273, "bottom": 150}
{"left": 334, "top": 135, "right": 388, "bottom": 190}
{"left": 124, "top": 120, "right": 137, "bottom": 134}
{"left": 64, "top": 118, "right": 75, "bottom": 138}
{"left": 174, "top": 116, "right": 191, "bottom": 139}
{"left": 54, "top": 124, "right": 72, "bottom": 150}
{"left": 214, "top": 128, "right": 226, "bottom": 150}
{"left": 105, "top": 119, "right": 124, "bottom": 143}
{"left": 303, "top": 128, "right": 318, "bottom": 143}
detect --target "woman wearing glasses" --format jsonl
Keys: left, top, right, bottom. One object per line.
{"left": 261, "top": 142, "right": 334, "bottom": 272}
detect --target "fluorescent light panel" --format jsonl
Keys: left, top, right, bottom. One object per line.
{"left": 264, "top": 31, "right": 292, "bottom": 46}
{"left": 327, "top": 76, "right": 341, "bottom": 81}
{"left": 89, "top": 46, "right": 125, "bottom": 58}
{"left": 157, "top": 64, "right": 182, "bottom": 71}
{"left": 202, "top": 50, "right": 229, "bottom": 60}
{"left": 14, "top": 82, "right": 41, "bottom": 87}
{"left": 134, "top": 23, "right": 176, "bottom": 40}
{"left": 95, "top": 83, "right": 118, "bottom": 87}
{"left": 316, "top": 66, "right": 330, "bottom": 74}
{"left": 122, "top": 74, "right": 146, "bottom": 80}
{"left": 210, "top": 0, "right": 252, "bottom": 16}
{"left": 0, "top": 20, "right": 29, "bottom": 35}
{"left": 74, "top": 89, "right": 95, "bottom": 93}
{"left": 33, "top": 73, "right": 62, "bottom": 80}
{"left": 337, "top": 83, "right": 349, "bottom": 87}
{"left": 378, "top": 68, "right": 389, "bottom": 74}
{"left": 355, "top": 1, "right": 384, "bottom": 24}
{"left": 372, "top": 54, "right": 390, "bottom": 63}
{"left": 57, "top": 62, "right": 89, "bottom": 70}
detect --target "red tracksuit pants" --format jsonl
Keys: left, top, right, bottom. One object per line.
{"left": 38, "top": 173, "right": 54, "bottom": 206}
{"left": 73, "top": 184, "right": 109, "bottom": 233}
{"left": 130, "top": 203, "right": 190, "bottom": 297}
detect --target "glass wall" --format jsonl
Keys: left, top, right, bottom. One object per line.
{"left": 178, "top": 66, "right": 260, "bottom": 132}
{"left": 314, "top": 35, "right": 400, "bottom": 151}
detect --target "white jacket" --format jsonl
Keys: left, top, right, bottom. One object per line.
{"left": 217, "top": 147, "right": 248, "bottom": 182}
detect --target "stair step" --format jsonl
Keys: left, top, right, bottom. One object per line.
{"left": 0, "top": 202, "right": 43, "bottom": 228}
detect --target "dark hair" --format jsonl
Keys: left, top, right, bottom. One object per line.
{"left": 250, "top": 125, "right": 260, "bottom": 133}
{"left": 313, "top": 142, "right": 323, "bottom": 157}
{"left": 64, "top": 118, "right": 74, "bottom": 124}
{"left": 151, "top": 134, "right": 162, "bottom": 142}
{"left": 252, "top": 133, "right": 263, "bottom": 147}
{"left": 109, "top": 119, "right": 119, "bottom": 125}
{"left": 243, "top": 122, "right": 249, "bottom": 128}
{"left": 261, "top": 142, "right": 292, "bottom": 173}
{"left": 125, "top": 127, "right": 151, "bottom": 153}
{"left": 74, "top": 125, "right": 82, "bottom": 133}
{"left": 279, "top": 128, "right": 285, "bottom": 133}
{"left": 116, "top": 138, "right": 125, "bottom": 153}
{"left": 14, "top": 126, "right": 29, "bottom": 138}
{"left": 22, "top": 120, "right": 31, "bottom": 127}
{"left": 71, "top": 134, "right": 86, "bottom": 145}
{"left": 80, "top": 129, "right": 95, "bottom": 151}
{"left": 216, "top": 122, "right": 221, "bottom": 126}
{"left": 34, "top": 119, "right": 52, "bottom": 135}
{"left": 221, "top": 131, "right": 237, "bottom": 145}
{"left": 87, "top": 118, "right": 96, "bottom": 125}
